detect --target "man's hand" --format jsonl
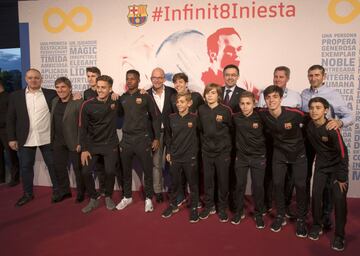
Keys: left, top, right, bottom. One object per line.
{"left": 76, "top": 145, "right": 81, "bottom": 153}
{"left": 9, "top": 141, "right": 18, "bottom": 151}
{"left": 152, "top": 139, "right": 160, "bottom": 151}
{"left": 72, "top": 92, "right": 82, "bottom": 100}
{"left": 326, "top": 119, "right": 343, "bottom": 130}
{"left": 81, "top": 151, "right": 92, "bottom": 166}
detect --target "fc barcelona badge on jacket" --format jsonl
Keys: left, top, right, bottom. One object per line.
{"left": 321, "top": 136, "right": 329, "bottom": 142}
{"left": 253, "top": 122, "right": 259, "bottom": 129}
{"left": 136, "top": 98, "right": 142, "bottom": 104}
{"left": 284, "top": 122, "right": 292, "bottom": 129}
{"left": 110, "top": 103, "right": 116, "bottom": 110}
{"left": 216, "top": 115, "right": 223, "bottom": 122}
{"left": 188, "top": 122, "right": 193, "bottom": 128}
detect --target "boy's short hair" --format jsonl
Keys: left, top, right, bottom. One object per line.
{"left": 239, "top": 91, "right": 255, "bottom": 103}
{"left": 308, "top": 97, "right": 330, "bottom": 109}
{"left": 126, "top": 69, "right": 140, "bottom": 79}
{"left": 203, "top": 83, "right": 222, "bottom": 102}
{"left": 263, "top": 85, "right": 284, "bottom": 98}
{"left": 176, "top": 91, "right": 192, "bottom": 102}
{"left": 54, "top": 76, "right": 72, "bottom": 88}
{"left": 86, "top": 67, "right": 101, "bottom": 76}
{"left": 172, "top": 73, "right": 188, "bottom": 83}
{"left": 96, "top": 75, "right": 113, "bottom": 86}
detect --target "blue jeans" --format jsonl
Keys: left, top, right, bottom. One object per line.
{"left": 18, "top": 144, "right": 58, "bottom": 195}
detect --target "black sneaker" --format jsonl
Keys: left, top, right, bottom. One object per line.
{"left": 255, "top": 215, "right": 265, "bottom": 229}
{"left": 161, "top": 205, "right": 179, "bottom": 218}
{"left": 218, "top": 210, "right": 229, "bottom": 223}
{"left": 231, "top": 212, "right": 245, "bottom": 225}
{"left": 295, "top": 219, "right": 308, "bottom": 238}
{"left": 262, "top": 206, "right": 273, "bottom": 216}
{"left": 331, "top": 236, "right": 345, "bottom": 252}
{"left": 199, "top": 206, "right": 216, "bottom": 220}
{"left": 189, "top": 208, "right": 199, "bottom": 223}
{"left": 270, "top": 216, "right": 286, "bottom": 232}
{"left": 308, "top": 226, "right": 323, "bottom": 241}
{"left": 176, "top": 195, "right": 187, "bottom": 207}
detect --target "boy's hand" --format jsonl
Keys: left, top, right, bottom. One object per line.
{"left": 152, "top": 139, "right": 160, "bottom": 151}
{"left": 336, "top": 181, "right": 348, "bottom": 193}
{"left": 166, "top": 154, "right": 171, "bottom": 163}
{"left": 111, "top": 92, "right": 120, "bottom": 100}
{"left": 81, "top": 151, "right": 92, "bottom": 166}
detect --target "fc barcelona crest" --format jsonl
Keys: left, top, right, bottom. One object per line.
{"left": 128, "top": 5, "right": 148, "bottom": 27}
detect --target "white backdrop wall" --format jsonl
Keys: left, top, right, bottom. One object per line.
{"left": 18, "top": 0, "right": 360, "bottom": 197}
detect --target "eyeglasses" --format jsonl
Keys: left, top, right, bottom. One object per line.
{"left": 151, "top": 76, "right": 164, "bottom": 80}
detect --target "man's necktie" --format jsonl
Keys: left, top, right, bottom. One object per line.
{"left": 224, "top": 89, "right": 231, "bottom": 105}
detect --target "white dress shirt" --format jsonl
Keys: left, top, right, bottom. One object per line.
{"left": 24, "top": 87, "right": 51, "bottom": 146}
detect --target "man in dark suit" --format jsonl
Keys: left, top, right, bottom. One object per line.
{"left": 51, "top": 77, "right": 85, "bottom": 203}
{"left": 221, "top": 64, "right": 245, "bottom": 212}
{"left": 221, "top": 64, "right": 245, "bottom": 113}
{"left": 147, "top": 67, "right": 177, "bottom": 203}
{"left": 0, "top": 80, "right": 19, "bottom": 186}
{"left": 7, "top": 68, "right": 58, "bottom": 207}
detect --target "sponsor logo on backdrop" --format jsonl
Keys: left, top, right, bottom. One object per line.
{"left": 328, "top": 0, "right": 360, "bottom": 24}
{"left": 43, "top": 6, "right": 93, "bottom": 33}
{"left": 128, "top": 4, "right": 148, "bottom": 26}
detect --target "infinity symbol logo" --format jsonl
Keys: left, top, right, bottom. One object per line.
{"left": 43, "top": 6, "right": 93, "bottom": 33}
{"left": 328, "top": 0, "right": 360, "bottom": 24}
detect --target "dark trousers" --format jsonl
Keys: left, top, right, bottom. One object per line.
{"left": 202, "top": 152, "right": 230, "bottom": 211}
{"left": 284, "top": 166, "right": 295, "bottom": 208}
{"left": 0, "top": 128, "right": 19, "bottom": 182}
{"left": 234, "top": 155, "right": 266, "bottom": 216}
{"left": 305, "top": 141, "right": 333, "bottom": 218}
{"left": 272, "top": 150, "right": 307, "bottom": 219}
{"left": 93, "top": 158, "right": 106, "bottom": 192}
{"left": 53, "top": 144, "right": 85, "bottom": 196}
{"left": 82, "top": 147, "right": 118, "bottom": 199}
{"left": 312, "top": 168, "right": 347, "bottom": 239}
{"left": 18, "top": 144, "right": 58, "bottom": 195}
{"left": 120, "top": 139, "right": 153, "bottom": 199}
{"left": 264, "top": 135, "right": 274, "bottom": 209}
{"left": 169, "top": 158, "right": 199, "bottom": 209}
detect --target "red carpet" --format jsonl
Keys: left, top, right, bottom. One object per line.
{"left": 1, "top": 184, "right": 359, "bottom": 256}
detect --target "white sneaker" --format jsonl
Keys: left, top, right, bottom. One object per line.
{"left": 145, "top": 198, "right": 154, "bottom": 212}
{"left": 116, "top": 197, "right": 132, "bottom": 210}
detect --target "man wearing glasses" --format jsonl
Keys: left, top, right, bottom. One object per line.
{"left": 147, "top": 68, "right": 177, "bottom": 203}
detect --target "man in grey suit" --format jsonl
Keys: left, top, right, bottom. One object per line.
{"left": 51, "top": 77, "right": 85, "bottom": 203}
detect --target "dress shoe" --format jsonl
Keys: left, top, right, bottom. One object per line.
{"left": 52, "top": 192, "right": 72, "bottom": 203}
{"left": 8, "top": 180, "right": 20, "bottom": 187}
{"left": 75, "top": 194, "right": 85, "bottom": 203}
{"left": 15, "top": 194, "right": 34, "bottom": 207}
{"left": 155, "top": 193, "right": 164, "bottom": 203}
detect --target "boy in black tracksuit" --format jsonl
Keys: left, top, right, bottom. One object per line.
{"left": 258, "top": 85, "right": 307, "bottom": 236}
{"left": 306, "top": 97, "right": 348, "bottom": 251}
{"left": 162, "top": 92, "right": 200, "bottom": 222}
{"left": 232, "top": 91, "right": 266, "bottom": 228}
{"left": 116, "top": 69, "right": 161, "bottom": 213}
{"left": 198, "top": 83, "right": 232, "bottom": 222}
{"left": 79, "top": 75, "right": 120, "bottom": 213}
